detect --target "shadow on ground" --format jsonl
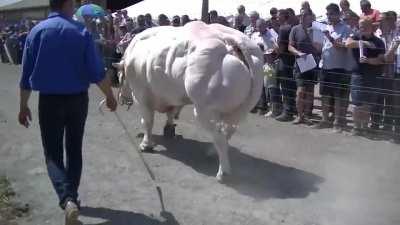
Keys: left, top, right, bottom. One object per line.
{"left": 80, "top": 207, "right": 179, "bottom": 225}
{"left": 152, "top": 135, "right": 324, "bottom": 200}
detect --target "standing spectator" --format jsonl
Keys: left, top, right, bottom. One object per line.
{"left": 314, "top": 3, "right": 355, "bottom": 132}
{"left": 360, "top": 0, "right": 380, "bottom": 27}
{"left": 236, "top": 5, "right": 250, "bottom": 27}
{"left": 345, "top": 18, "right": 386, "bottom": 136}
{"left": 376, "top": 11, "right": 400, "bottom": 137}
{"left": 5, "top": 26, "right": 20, "bottom": 64}
{"left": 382, "top": 20, "right": 400, "bottom": 143}
{"left": 112, "top": 16, "right": 123, "bottom": 44}
{"left": 121, "top": 10, "right": 130, "bottom": 24}
{"left": 17, "top": 25, "right": 29, "bottom": 64}
{"left": 132, "top": 15, "right": 147, "bottom": 34}
{"left": 251, "top": 19, "right": 279, "bottom": 115}
{"left": 268, "top": 7, "right": 280, "bottom": 33}
{"left": 145, "top": 13, "right": 156, "bottom": 28}
{"left": 181, "top": 15, "right": 191, "bottom": 26}
{"left": 95, "top": 18, "right": 108, "bottom": 59}
{"left": 275, "top": 9, "right": 297, "bottom": 122}
{"left": 217, "top": 16, "right": 230, "bottom": 27}
{"left": 289, "top": 11, "right": 319, "bottom": 125}
{"left": 116, "top": 23, "right": 132, "bottom": 54}
{"left": 244, "top": 11, "right": 259, "bottom": 37}
{"left": 339, "top": 0, "right": 355, "bottom": 20}
{"left": 344, "top": 10, "right": 360, "bottom": 33}
{"left": 158, "top": 14, "right": 170, "bottom": 26}
{"left": 287, "top": 8, "right": 300, "bottom": 26}
{"left": 300, "top": 1, "right": 316, "bottom": 20}
{"left": 18, "top": 1, "right": 117, "bottom": 225}
{"left": 125, "top": 17, "right": 135, "bottom": 32}
{"left": 209, "top": 10, "right": 219, "bottom": 24}
{"left": 172, "top": 16, "right": 181, "bottom": 27}
{"left": 0, "top": 31, "right": 9, "bottom": 63}
{"left": 234, "top": 15, "right": 246, "bottom": 33}
{"left": 87, "top": 18, "right": 101, "bottom": 41}
{"left": 114, "top": 10, "right": 122, "bottom": 26}
{"left": 115, "top": 10, "right": 122, "bottom": 18}
{"left": 102, "top": 18, "right": 120, "bottom": 87}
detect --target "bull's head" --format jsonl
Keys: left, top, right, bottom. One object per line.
{"left": 112, "top": 61, "right": 125, "bottom": 86}
{"left": 112, "top": 60, "right": 134, "bottom": 107}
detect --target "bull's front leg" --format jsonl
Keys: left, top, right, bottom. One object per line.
{"left": 164, "top": 107, "right": 180, "bottom": 138}
{"left": 138, "top": 106, "right": 155, "bottom": 152}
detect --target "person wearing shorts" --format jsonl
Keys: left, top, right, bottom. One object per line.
{"left": 289, "top": 11, "right": 319, "bottom": 125}
{"left": 345, "top": 18, "right": 386, "bottom": 135}
{"left": 314, "top": 3, "right": 356, "bottom": 132}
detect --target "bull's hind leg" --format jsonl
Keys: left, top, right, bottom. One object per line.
{"left": 194, "top": 108, "right": 231, "bottom": 182}
{"left": 138, "top": 106, "right": 155, "bottom": 152}
{"left": 212, "top": 130, "right": 231, "bottom": 182}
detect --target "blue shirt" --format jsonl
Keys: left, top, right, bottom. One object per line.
{"left": 20, "top": 12, "right": 105, "bottom": 94}
{"left": 320, "top": 22, "right": 356, "bottom": 71}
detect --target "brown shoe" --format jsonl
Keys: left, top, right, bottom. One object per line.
{"left": 65, "top": 201, "right": 79, "bottom": 225}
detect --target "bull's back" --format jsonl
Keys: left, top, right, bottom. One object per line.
{"left": 125, "top": 27, "right": 190, "bottom": 108}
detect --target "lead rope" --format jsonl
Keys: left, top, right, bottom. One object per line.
{"left": 98, "top": 99, "right": 166, "bottom": 214}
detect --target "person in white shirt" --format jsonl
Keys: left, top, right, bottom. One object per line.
{"left": 251, "top": 19, "right": 279, "bottom": 115}
{"left": 116, "top": 23, "right": 133, "bottom": 54}
{"left": 314, "top": 3, "right": 355, "bottom": 132}
{"left": 377, "top": 11, "right": 400, "bottom": 141}
{"left": 251, "top": 19, "right": 278, "bottom": 52}
{"left": 244, "top": 11, "right": 260, "bottom": 38}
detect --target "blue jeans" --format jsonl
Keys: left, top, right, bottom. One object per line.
{"left": 39, "top": 92, "right": 88, "bottom": 209}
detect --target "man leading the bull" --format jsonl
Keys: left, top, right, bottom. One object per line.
{"left": 18, "top": 0, "right": 117, "bottom": 224}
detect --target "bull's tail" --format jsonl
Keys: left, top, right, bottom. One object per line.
{"left": 222, "top": 36, "right": 263, "bottom": 125}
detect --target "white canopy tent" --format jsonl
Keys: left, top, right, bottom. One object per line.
{"left": 124, "top": 0, "right": 398, "bottom": 20}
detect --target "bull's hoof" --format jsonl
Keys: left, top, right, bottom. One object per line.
{"left": 139, "top": 144, "right": 155, "bottom": 153}
{"left": 216, "top": 172, "right": 230, "bottom": 183}
{"left": 163, "top": 124, "right": 176, "bottom": 138}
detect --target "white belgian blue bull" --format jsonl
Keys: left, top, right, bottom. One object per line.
{"left": 112, "top": 21, "right": 264, "bottom": 181}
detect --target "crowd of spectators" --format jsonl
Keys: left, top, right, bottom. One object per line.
{"left": 2, "top": 0, "right": 400, "bottom": 142}
{"left": 0, "top": 20, "right": 36, "bottom": 65}
{"left": 242, "top": 0, "right": 400, "bottom": 144}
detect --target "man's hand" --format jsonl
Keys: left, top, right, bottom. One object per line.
{"left": 333, "top": 38, "right": 345, "bottom": 48}
{"left": 298, "top": 52, "right": 306, "bottom": 57}
{"left": 19, "top": 89, "right": 32, "bottom": 128}
{"left": 18, "top": 106, "right": 32, "bottom": 128}
{"left": 106, "top": 95, "right": 118, "bottom": 112}
{"left": 97, "top": 76, "right": 118, "bottom": 112}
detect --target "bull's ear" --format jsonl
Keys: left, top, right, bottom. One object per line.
{"left": 112, "top": 62, "right": 124, "bottom": 70}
